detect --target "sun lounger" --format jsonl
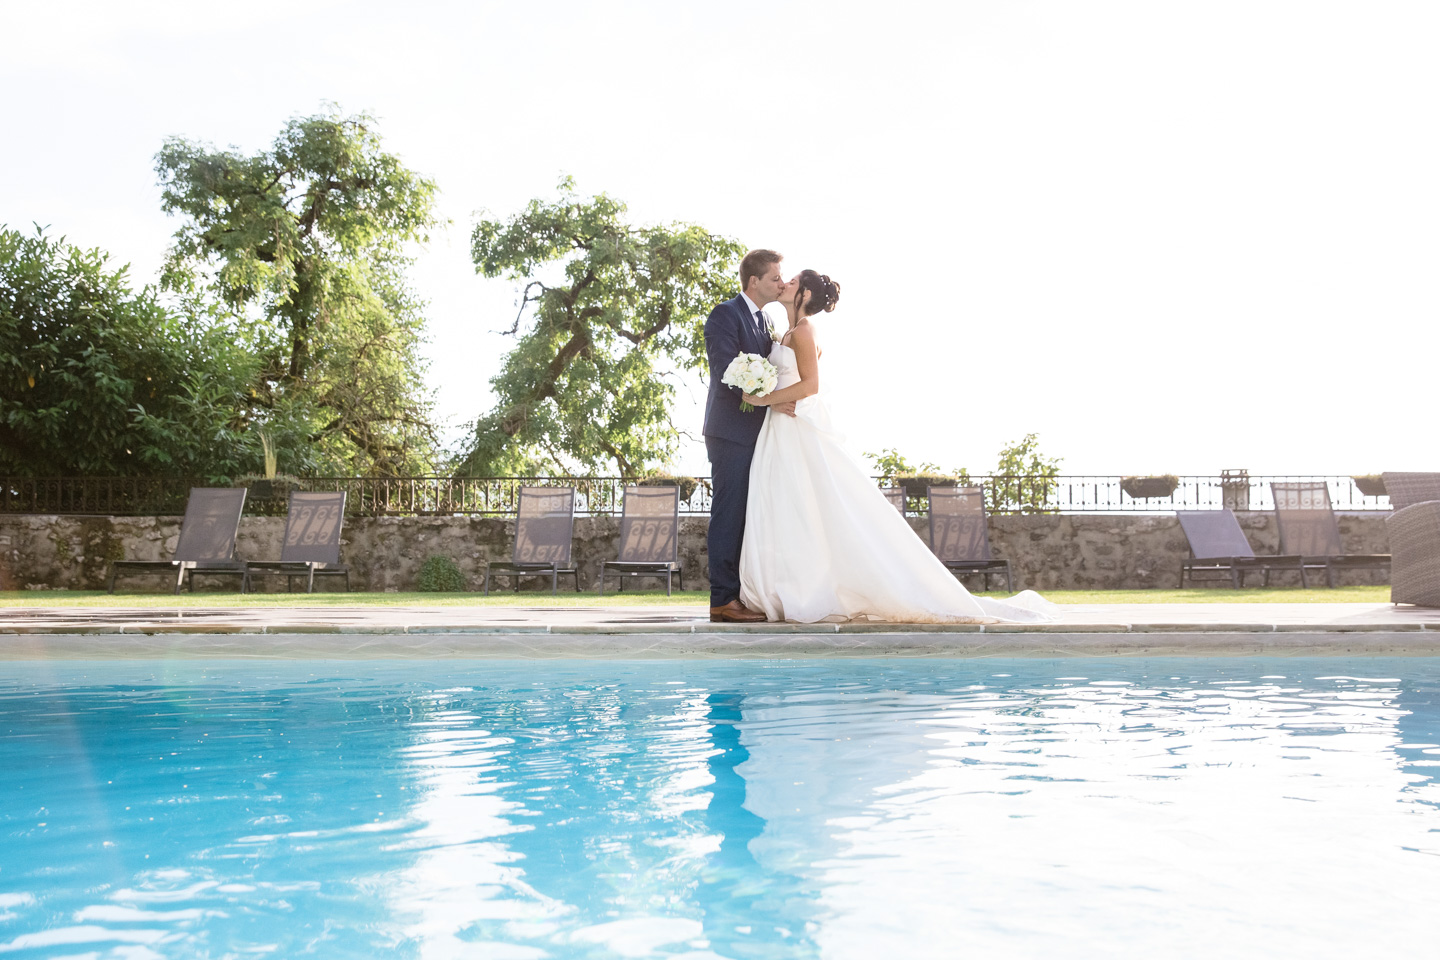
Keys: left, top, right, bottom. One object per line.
{"left": 107, "top": 487, "right": 249, "bottom": 593}
{"left": 243, "top": 491, "right": 350, "bottom": 593}
{"left": 1271, "top": 481, "right": 1390, "bottom": 587}
{"left": 1176, "top": 509, "right": 1305, "bottom": 588}
{"left": 928, "top": 485, "right": 1013, "bottom": 591}
{"left": 599, "top": 485, "right": 683, "bottom": 595}
{"left": 484, "top": 486, "right": 580, "bottom": 595}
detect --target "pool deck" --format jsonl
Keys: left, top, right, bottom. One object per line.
{"left": 1, "top": 602, "right": 1439, "bottom": 658}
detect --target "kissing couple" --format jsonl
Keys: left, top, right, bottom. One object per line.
{"left": 702, "top": 249, "right": 1057, "bottom": 625}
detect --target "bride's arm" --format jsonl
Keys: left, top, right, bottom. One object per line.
{"left": 745, "top": 324, "right": 819, "bottom": 406}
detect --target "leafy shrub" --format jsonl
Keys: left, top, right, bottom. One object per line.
{"left": 865, "top": 434, "right": 1063, "bottom": 514}
{"left": 416, "top": 555, "right": 466, "bottom": 592}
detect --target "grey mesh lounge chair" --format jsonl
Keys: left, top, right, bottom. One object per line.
{"left": 107, "top": 487, "right": 248, "bottom": 593}
{"left": 1381, "top": 472, "right": 1440, "bottom": 511}
{"left": 1271, "top": 482, "right": 1390, "bottom": 587}
{"left": 484, "top": 486, "right": 580, "bottom": 595}
{"left": 881, "top": 486, "right": 906, "bottom": 515}
{"left": 928, "top": 485, "right": 1012, "bottom": 591}
{"left": 244, "top": 491, "right": 350, "bottom": 593}
{"left": 1177, "top": 510, "right": 1305, "bottom": 588}
{"left": 1387, "top": 500, "right": 1440, "bottom": 606}
{"left": 599, "top": 486, "right": 683, "bottom": 595}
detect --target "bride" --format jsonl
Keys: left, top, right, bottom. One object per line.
{"left": 736, "top": 270, "right": 1057, "bottom": 624}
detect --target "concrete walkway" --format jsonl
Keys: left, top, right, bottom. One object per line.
{"left": 1, "top": 602, "right": 1438, "bottom": 659}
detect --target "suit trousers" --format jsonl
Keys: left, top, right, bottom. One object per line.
{"left": 705, "top": 434, "right": 756, "bottom": 607}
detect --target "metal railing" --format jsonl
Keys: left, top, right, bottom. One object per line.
{"left": 976, "top": 474, "right": 1389, "bottom": 514}
{"left": 0, "top": 474, "right": 1396, "bottom": 517}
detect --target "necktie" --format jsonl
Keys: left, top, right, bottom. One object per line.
{"left": 754, "top": 310, "right": 767, "bottom": 340}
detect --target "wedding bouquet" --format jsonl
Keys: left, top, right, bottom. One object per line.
{"left": 722, "top": 353, "right": 779, "bottom": 412}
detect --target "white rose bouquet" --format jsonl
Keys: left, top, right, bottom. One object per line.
{"left": 722, "top": 353, "right": 779, "bottom": 412}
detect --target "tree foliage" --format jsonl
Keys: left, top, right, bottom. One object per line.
{"left": 991, "top": 433, "right": 1063, "bottom": 514}
{"left": 0, "top": 226, "right": 271, "bottom": 478}
{"left": 460, "top": 179, "right": 744, "bottom": 476}
{"left": 155, "top": 108, "right": 442, "bottom": 475}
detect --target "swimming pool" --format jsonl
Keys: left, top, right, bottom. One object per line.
{"left": 2, "top": 658, "right": 1437, "bottom": 958}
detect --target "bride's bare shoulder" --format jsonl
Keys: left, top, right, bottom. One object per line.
{"left": 788, "top": 320, "right": 821, "bottom": 358}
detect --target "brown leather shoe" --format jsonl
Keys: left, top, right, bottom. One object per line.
{"left": 709, "top": 600, "right": 767, "bottom": 623}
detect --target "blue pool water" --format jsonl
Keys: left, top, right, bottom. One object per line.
{"left": 1, "top": 658, "right": 1438, "bottom": 959}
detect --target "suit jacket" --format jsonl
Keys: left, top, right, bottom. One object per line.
{"left": 702, "top": 295, "right": 775, "bottom": 445}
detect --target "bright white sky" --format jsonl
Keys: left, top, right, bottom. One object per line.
{"left": 3, "top": 1, "right": 1436, "bottom": 477}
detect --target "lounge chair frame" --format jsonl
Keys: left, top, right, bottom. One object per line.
{"left": 928, "top": 485, "right": 1013, "bottom": 591}
{"left": 1176, "top": 509, "right": 1306, "bottom": 588}
{"left": 244, "top": 491, "right": 351, "bottom": 593}
{"left": 107, "top": 487, "right": 249, "bottom": 593}
{"left": 485, "top": 486, "right": 581, "bottom": 595}
{"left": 1271, "top": 481, "right": 1391, "bottom": 587}
{"left": 599, "top": 486, "right": 684, "bottom": 596}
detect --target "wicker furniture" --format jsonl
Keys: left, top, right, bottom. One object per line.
{"left": 107, "top": 487, "right": 249, "bottom": 593}
{"left": 484, "top": 486, "right": 580, "bottom": 595}
{"left": 1381, "top": 473, "right": 1440, "bottom": 511}
{"left": 599, "top": 485, "right": 683, "bottom": 595}
{"left": 244, "top": 491, "right": 350, "bottom": 593}
{"left": 927, "top": 485, "right": 1012, "bottom": 591}
{"left": 1387, "top": 501, "right": 1440, "bottom": 606}
{"left": 1271, "top": 482, "right": 1390, "bottom": 587}
{"left": 1176, "top": 510, "right": 1304, "bottom": 588}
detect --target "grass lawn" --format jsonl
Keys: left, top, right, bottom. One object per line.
{"left": 0, "top": 586, "right": 1392, "bottom": 608}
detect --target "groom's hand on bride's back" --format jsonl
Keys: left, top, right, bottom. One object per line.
{"left": 772, "top": 400, "right": 797, "bottom": 417}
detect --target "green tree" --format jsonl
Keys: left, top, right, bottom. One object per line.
{"left": 460, "top": 179, "right": 744, "bottom": 476}
{"left": 155, "top": 107, "right": 442, "bottom": 475}
{"left": 0, "top": 226, "right": 273, "bottom": 478}
{"left": 991, "top": 432, "right": 1063, "bottom": 514}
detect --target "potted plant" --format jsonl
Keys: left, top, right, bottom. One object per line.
{"left": 1121, "top": 474, "right": 1180, "bottom": 499}
{"left": 638, "top": 471, "right": 699, "bottom": 503}
{"left": 1351, "top": 474, "right": 1387, "bottom": 497}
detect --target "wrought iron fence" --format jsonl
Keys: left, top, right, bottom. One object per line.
{"left": 974, "top": 474, "right": 1390, "bottom": 514}
{"left": 0, "top": 474, "right": 1396, "bottom": 517}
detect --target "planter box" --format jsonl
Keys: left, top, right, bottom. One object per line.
{"left": 1121, "top": 476, "right": 1179, "bottom": 499}
{"left": 1352, "top": 476, "right": 1387, "bottom": 497}
{"left": 638, "top": 476, "right": 698, "bottom": 502}
{"left": 899, "top": 477, "right": 957, "bottom": 499}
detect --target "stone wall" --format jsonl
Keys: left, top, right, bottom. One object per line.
{"left": 0, "top": 512, "right": 1390, "bottom": 593}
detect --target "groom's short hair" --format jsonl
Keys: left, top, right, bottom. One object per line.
{"left": 740, "top": 249, "right": 782, "bottom": 291}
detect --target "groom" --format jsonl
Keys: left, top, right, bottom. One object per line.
{"left": 703, "top": 248, "right": 795, "bottom": 623}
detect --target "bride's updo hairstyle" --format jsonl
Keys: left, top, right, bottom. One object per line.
{"left": 793, "top": 270, "right": 841, "bottom": 317}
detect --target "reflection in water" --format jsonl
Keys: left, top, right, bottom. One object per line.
{"left": 697, "top": 693, "right": 818, "bottom": 958}
{"left": 805, "top": 672, "right": 1440, "bottom": 959}
{"left": 384, "top": 697, "right": 563, "bottom": 958}
{"left": 0, "top": 659, "right": 1436, "bottom": 959}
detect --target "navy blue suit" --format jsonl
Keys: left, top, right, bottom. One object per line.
{"left": 703, "top": 295, "right": 774, "bottom": 606}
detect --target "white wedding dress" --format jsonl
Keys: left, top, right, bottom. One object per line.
{"left": 738, "top": 341, "right": 1058, "bottom": 624}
